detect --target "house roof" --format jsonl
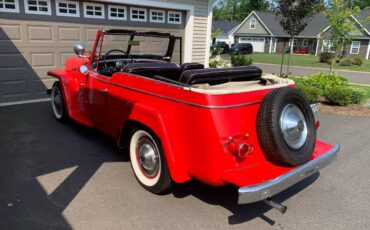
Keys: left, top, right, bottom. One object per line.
{"left": 235, "top": 10, "right": 369, "bottom": 38}
{"left": 254, "top": 11, "right": 330, "bottom": 37}
{"left": 212, "top": 21, "right": 242, "bottom": 34}
{"left": 357, "top": 9, "right": 370, "bottom": 34}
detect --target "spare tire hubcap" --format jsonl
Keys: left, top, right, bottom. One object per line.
{"left": 280, "top": 104, "right": 308, "bottom": 150}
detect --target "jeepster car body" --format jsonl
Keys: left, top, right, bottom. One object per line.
{"left": 48, "top": 30, "right": 339, "bottom": 205}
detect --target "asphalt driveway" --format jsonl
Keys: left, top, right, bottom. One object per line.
{"left": 0, "top": 102, "right": 369, "bottom": 230}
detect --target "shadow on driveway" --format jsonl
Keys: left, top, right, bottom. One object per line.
{"left": 0, "top": 101, "right": 319, "bottom": 229}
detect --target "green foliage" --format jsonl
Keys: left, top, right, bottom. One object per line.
{"left": 350, "top": 87, "right": 367, "bottom": 104}
{"left": 352, "top": 56, "right": 364, "bottom": 66}
{"left": 319, "top": 52, "right": 335, "bottom": 63}
{"left": 298, "top": 85, "right": 321, "bottom": 103}
{"left": 213, "top": 0, "right": 269, "bottom": 21}
{"left": 324, "top": 0, "right": 361, "bottom": 55}
{"left": 212, "top": 28, "right": 224, "bottom": 39}
{"left": 323, "top": 86, "right": 353, "bottom": 105}
{"left": 209, "top": 60, "right": 218, "bottom": 68}
{"left": 230, "top": 54, "right": 252, "bottom": 67}
{"left": 339, "top": 59, "right": 353, "bottom": 66}
{"left": 303, "top": 73, "right": 348, "bottom": 93}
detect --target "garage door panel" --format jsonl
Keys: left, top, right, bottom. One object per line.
{"left": 27, "top": 26, "right": 54, "bottom": 41}
{"left": 32, "top": 79, "right": 55, "bottom": 94}
{"left": 0, "top": 53, "right": 26, "bottom": 68}
{"left": 58, "top": 27, "right": 80, "bottom": 42}
{"left": 0, "top": 24, "right": 22, "bottom": 41}
{"left": 1, "top": 80, "right": 29, "bottom": 96}
{"left": 31, "top": 53, "right": 56, "bottom": 68}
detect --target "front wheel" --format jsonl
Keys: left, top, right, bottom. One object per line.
{"left": 51, "top": 82, "right": 67, "bottom": 122}
{"left": 129, "top": 129, "right": 173, "bottom": 194}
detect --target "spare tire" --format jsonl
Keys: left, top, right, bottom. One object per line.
{"left": 257, "top": 87, "right": 316, "bottom": 166}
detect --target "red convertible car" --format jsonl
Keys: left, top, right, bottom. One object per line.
{"left": 47, "top": 30, "right": 339, "bottom": 212}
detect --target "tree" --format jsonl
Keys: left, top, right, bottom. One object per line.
{"left": 213, "top": 0, "right": 270, "bottom": 21}
{"left": 324, "top": 0, "right": 361, "bottom": 72}
{"left": 274, "top": 0, "right": 321, "bottom": 76}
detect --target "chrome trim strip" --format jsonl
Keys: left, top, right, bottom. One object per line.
{"left": 238, "top": 144, "right": 340, "bottom": 204}
{"left": 88, "top": 74, "right": 260, "bottom": 109}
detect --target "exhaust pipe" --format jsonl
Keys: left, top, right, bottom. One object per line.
{"left": 263, "top": 198, "right": 287, "bottom": 214}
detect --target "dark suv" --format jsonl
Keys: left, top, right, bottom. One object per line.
{"left": 210, "top": 42, "right": 229, "bottom": 54}
{"left": 229, "top": 43, "right": 253, "bottom": 55}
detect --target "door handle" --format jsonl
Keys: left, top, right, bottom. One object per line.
{"left": 99, "top": 88, "right": 109, "bottom": 93}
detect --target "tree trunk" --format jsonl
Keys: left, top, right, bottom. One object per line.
{"left": 330, "top": 57, "right": 335, "bottom": 73}
{"left": 280, "top": 40, "right": 286, "bottom": 77}
{"left": 287, "top": 36, "right": 294, "bottom": 76}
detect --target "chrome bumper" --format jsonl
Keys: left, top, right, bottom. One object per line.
{"left": 238, "top": 144, "right": 340, "bottom": 204}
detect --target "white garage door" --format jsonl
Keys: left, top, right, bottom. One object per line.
{"left": 239, "top": 37, "right": 265, "bottom": 52}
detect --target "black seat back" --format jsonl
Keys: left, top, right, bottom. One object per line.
{"left": 179, "top": 66, "right": 262, "bottom": 85}
{"left": 123, "top": 63, "right": 180, "bottom": 80}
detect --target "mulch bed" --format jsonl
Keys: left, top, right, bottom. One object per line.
{"left": 319, "top": 103, "right": 370, "bottom": 117}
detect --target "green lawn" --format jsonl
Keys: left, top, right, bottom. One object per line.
{"left": 244, "top": 53, "right": 370, "bottom": 72}
{"left": 349, "top": 84, "right": 370, "bottom": 100}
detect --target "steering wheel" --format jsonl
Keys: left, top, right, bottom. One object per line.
{"left": 103, "top": 49, "right": 134, "bottom": 73}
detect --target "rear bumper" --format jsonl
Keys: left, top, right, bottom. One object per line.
{"left": 238, "top": 144, "right": 340, "bottom": 204}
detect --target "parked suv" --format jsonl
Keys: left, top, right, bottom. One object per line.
{"left": 229, "top": 43, "right": 253, "bottom": 55}
{"left": 210, "top": 41, "right": 229, "bottom": 54}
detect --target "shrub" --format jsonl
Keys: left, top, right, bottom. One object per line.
{"left": 319, "top": 52, "right": 335, "bottom": 63}
{"left": 323, "top": 87, "right": 352, "bottom": 106}
{"left": 298, "top": 86, "right": 321, "bottom": 103}
{"left": 352, "top": 56, "right": 363, "bottom": 66}
{"left": 350, "top": 87, "right": 367, "bottom": 104}
{"left": 230, "top": 54, "right": 252, "bottom": 67}
{"left": 339, "top": 59, "right": 353, "bottom": 66}
{"left": 304, "top": 73, "right": 348, "bottom": 93}
{"left": 209, "top": 60, "right": 218, "bottom": 68}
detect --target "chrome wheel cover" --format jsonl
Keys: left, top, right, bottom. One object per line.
{"left": 279, "top": 104, "right": 308, "bottom": 149}
{"left": 136, "top": 136, "right": 160, "bottom": 178}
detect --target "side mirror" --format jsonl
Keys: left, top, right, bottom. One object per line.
{"left": 74, "top": 43, "right": 88, "bottom": 57}
{"left": 80, "top": 65, "right": 88, "bottom": 74}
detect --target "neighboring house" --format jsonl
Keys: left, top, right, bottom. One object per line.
{"left": 211, "top": 20, "right": 241, "bottom": 46}
{"left": 231, "top": 10, "right": 370, "bottom": 59}
{"left": 0, "top": 0, "right": 214, "bottom": 103}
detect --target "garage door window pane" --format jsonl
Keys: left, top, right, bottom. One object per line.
{"left": 56, "top": 0, "right": 79, "bottom": 17}
{"left": 25, "top": 0, "right": 51, "bottom": 15}
{"left": 108, "top": 5, "right": 126, "bottom": 20}
{"left": 130, "top": 7, "right": 146, "bottom": 22}
{"left": 83, "top": 3, "right": 104, "bottom": 19}
{"left": 150, "top": 9, "right": 164, "bottom": 23}
{"left": 0, "top": 0, "right": 19, "bottom": 12}
{"left": 168, "top": 11, "right": 181, "bottom": 24}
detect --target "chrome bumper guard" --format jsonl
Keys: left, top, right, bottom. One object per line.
{"left": 238, "top": 144, "right": 340, "bottom": 204}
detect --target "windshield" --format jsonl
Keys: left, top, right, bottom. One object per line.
{"left": 99, "top": 34, "right": 170, "bottom": 57}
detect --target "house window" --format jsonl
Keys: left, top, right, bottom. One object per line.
{"left": 168, "top": 11, "right": 181, "bottom": 24}
{"left": 0, "top": 0, "right": 19, "bottom": 13}
{"left": 24, "top": 0, "right": 51, "bottom": 15}
{"left": 150, "top": 9, "right": 164, "bottom": 23}
{"left": 250, "top": 19, "right": 256, "bottom": 29}
{"left": 56, "top": 0, "right": 79, "bottom": 17}
{"left": 108, "top": 5, "right": 126, "bottom": 20}
{"left": 350, "top": 41, "right": 361, "bottom": 54}
{"left": 302, "top": 39, "right": 308, "bottom": 47}
{"left": 322, "top": 40, "right": 335, "bottom": 52}
{"left": 293, "top": 38, "right": 297, "bottom": 46}
{"left": 130, "top": 7, "right": 146, "bottom": 22}
{"left": 83, "top": 2, "right": 104, "bottom": 19}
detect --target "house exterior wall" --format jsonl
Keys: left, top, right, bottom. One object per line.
{"left": 234, "top": 15, "right": 269, "bottom": 36}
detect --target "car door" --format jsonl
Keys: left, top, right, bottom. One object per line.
{"left": 81, "top": 69, "right": 110, "bottom": 126}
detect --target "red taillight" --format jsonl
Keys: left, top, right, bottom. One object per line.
{"left": 315, "top": 120, "right": 320, "bottom": 129}
{"left": 223, "top": 134, "right": 254, "bottom": 160}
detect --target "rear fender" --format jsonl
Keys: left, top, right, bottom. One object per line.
{"left": 120, "top": 102, "right": 190, "bottom": 183}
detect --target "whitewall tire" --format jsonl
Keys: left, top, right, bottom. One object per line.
{"left": 129, "top": 129, "right": 172, "bottom": 194}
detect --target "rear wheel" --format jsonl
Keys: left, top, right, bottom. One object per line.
{"left": 129, "top": 129, "right": 173, "bottom": 194}
{"left": 257, "top": 87, "right": 316, "bottom": 166}
{"left": 51, "top": 82, "right": 67, "bottom": 122}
